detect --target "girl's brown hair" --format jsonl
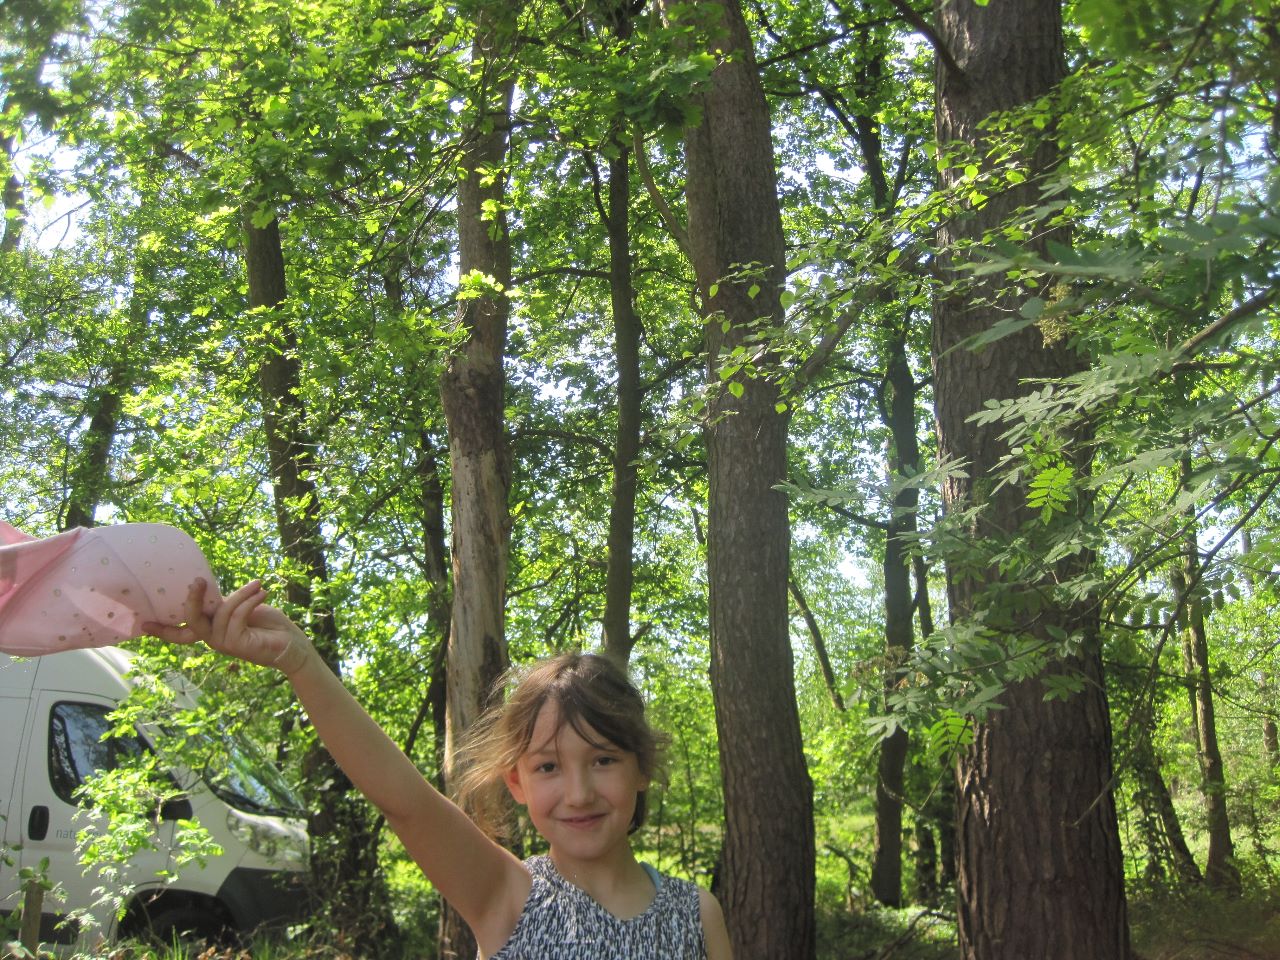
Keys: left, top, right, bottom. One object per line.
{"left": 452, "top": 653, "right": 668, "bottom": 840}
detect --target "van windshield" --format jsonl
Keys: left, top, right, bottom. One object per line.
{"left": 198, "top": 732, "right": 305, "bottom": 818}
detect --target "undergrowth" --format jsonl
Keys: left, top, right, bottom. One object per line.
{"left": 1129, "top": 886, "right": 1280, "bottom": 960}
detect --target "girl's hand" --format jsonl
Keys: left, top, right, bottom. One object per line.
{"left": 144, "top": 578, "right": 315, "bottom": 675}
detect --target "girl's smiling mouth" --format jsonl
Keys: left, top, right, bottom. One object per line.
{"left": 561, "top": 814, "right": 606, "bottom": 828}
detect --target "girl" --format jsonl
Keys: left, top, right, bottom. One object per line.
{"left": 145, "top": 579, "right": 732, "bottom": 960}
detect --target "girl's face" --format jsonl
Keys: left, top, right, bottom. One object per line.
{"left": 503, "top": 701, "right": 649, "bottom": 867}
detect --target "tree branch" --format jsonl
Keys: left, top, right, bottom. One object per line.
{"left": 1177, "top": 286, "right": 1280, "bottom": 357}
{"left": 884, "top": 0, "right": 964, "bottom": 79}
{"left": 632, "top": 130, "right": 691, "bottom": 259}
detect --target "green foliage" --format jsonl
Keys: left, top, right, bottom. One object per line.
{"left": 3, "top": 0, "right": 1280, "bottom": 950}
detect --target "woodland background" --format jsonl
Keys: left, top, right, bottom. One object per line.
{"left": 2, "top": 0, "right": 1279, "bottom": 958}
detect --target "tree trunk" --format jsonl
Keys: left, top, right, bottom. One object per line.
{"left": 61, "top": 366, "right": 126, "bottom": 531}
{"left": 382, "top": 262, "right": 454, "bottom": 787}
{"left": 933, "top": 2, "right": 1130, "bottom": 957}
{"left": 437, "top": 14, "right": 518, "bottom": 956}
{"left": 416, "top": 429, "right": 455, "bottom": 786}
{"left": 912, "top": 818, "right": 938, "bottom": 903}
{"left": 1265, "top": 707, "right": 1279, "bottom": 770}
{"left": 685, "top": 2, "right": 815, "bottom": 956}
{"left": 1174, "top": 459, "right": 1240, "bottom": 894}
{"left": 601, "top": 138, "right": 643, "bottom": 666}
{"left": 870, "top": 338, "right": 922, "bottom": 908}
{"left": 938, "top": 793, "right": 956, "bottom": 890}
{"left": 1, "top": 133, "right": 24, "bottom": 253}
{"left": 244, "top": 214, "right": 397, "bottom": 952}
{"left": 1130, "top": 707, "right": 1202, "bottom": 886}
{"left": 832, "top": 43, "right": 928, "bottom": 904}
{"left": 59, "top": 253, "right": 160, "bottom": 531}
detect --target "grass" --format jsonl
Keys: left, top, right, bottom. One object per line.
{"left": 1129, "top": 886, "right": 1280, "bottom": 960}
{"left": 817, "top": 902, "right": 958, "bottom": 960}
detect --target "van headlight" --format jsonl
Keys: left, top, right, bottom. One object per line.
{"left": 226, "top": 811, "right": 309, "bottom": 865}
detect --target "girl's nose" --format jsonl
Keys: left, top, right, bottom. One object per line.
{"left": 564, "top": 767, "right": 596, "bottom": 805}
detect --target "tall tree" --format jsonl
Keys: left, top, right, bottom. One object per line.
{"left": 438, "top": 6, "right": 520, "bottom": 957}
{"left": 869, "top": 334, "right": 924, "bottom": 908}
{"left": 684, "top": 1, "right": 815, "bottom": 955}
{"left": 1174, "top": 455, "right": 1240, "bottom": 893}
{"left": 244, "top": 211, "right": 397, "bottom": 949}
{"left": 931, "top": 1, "right": 1130, "bottom": 957}
{"left": 597, "top": 1, "right": 645, "bottom": 666}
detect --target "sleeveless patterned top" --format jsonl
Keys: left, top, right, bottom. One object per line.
{"left": 487, "top": 854, "right": 706, "bottom": 959}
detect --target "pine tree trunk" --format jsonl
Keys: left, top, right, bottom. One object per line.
{"left": 933, "top": 1, "right": 1130, "bottom": 957}
{"left": 684, "top": 1, "right": 815, "bottom": 955}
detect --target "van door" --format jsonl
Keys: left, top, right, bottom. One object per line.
{"left": 0, "top": 694, "right": 31, "bottom": 918}
{"left": 17, "top": 691, "right": 175, "bottom": 943}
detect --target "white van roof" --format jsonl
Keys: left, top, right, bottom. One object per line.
{"left": 0, "top": 647, "right": 137, "bottom": 701}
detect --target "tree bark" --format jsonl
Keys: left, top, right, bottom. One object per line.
{"left": 437, "top": 13, "right": 518, "bottom": 956}
{"left": 684, "top": 1, "right": 815, "bottom": 956}
{"left": 244, "top": 214, "right": 397, "bottom": 952}
{"left": 933, "top": 1, "right": 1130, "bottom": 957}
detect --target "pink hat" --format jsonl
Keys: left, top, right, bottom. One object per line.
{"left": 0, "top": 521, "right": 221, "bottom": 657}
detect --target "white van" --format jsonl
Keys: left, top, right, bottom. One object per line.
{"left": 0, "top": 647, "right": 310, "bottom": 952}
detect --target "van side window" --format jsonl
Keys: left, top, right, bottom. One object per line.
{"left": 48, "top": 702, "right": 146, "bottom": 805}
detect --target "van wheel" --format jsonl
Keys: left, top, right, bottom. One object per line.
{"left": 144, "top": 907, "right": 233, "bottom": 952}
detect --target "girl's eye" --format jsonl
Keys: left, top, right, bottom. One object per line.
{"left": 595, "top": 755, "right": 618, "bottom": 767}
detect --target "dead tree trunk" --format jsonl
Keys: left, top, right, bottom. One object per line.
{"left": 436, "top": 11, "right": 519, "bottom": 956}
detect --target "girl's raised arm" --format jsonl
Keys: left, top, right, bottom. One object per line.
{"left": 146, "top": 580, "right": 531, "bottom": 957}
